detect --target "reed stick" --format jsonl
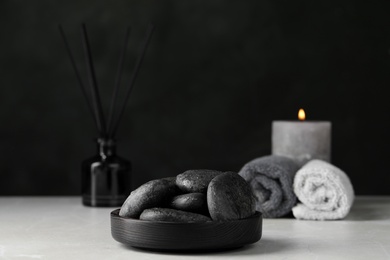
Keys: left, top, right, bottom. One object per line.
{"left": 81, "top": 23, "right": 107, "bottom": 137}
{"left": 107, "top": 27, "right": 131, "bottom": 137}
{"left": 111, "top": 23, "right": 155, "bottom": 136}
{"left": 60, "top": 23, "right": 154, "bottom": 139}
{"left": 58, "top": 24, "right": 100, "bottom": 133}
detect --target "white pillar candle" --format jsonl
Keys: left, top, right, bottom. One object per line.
{"left": 272, "top": 109, "right": 331, "bottom": 167}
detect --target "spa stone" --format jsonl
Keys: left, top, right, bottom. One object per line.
{"left": 176, "top": 169, "right": 223, "bottom": 193}
{"left": 170, "top": 193, "right": 207, "bottom": 214}
{"left": 119, "top": 177, "right": 177, "bottom": 218}
{"left": 207, "top": 172, "right": 256, "bottom": 221}
{"left": 139, "top": 208, "right": 211, "bottom": 222}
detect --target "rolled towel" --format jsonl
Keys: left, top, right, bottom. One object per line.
{"left": 238, "top": 155, "right": 300, "bottom": 218}
{"left": 292, "top": 159, "right": 354, "bottom": 220}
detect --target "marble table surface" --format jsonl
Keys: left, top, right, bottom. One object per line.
{"left": 0, "top": 196, "right": 389, "bottom": 260}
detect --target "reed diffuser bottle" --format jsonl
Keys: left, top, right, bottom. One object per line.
{"left": 59, "top": 23, "right": 154, "bottom": 207}
{"left": 81, "top": 138, "right": 131, "bottom": 206}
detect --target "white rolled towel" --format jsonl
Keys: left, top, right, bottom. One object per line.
{"left": 292, "top": 159, "right": 354, "bottom": 220}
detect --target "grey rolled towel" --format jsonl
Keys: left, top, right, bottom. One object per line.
{"left": 238, "top": 155, "right": 300, "bottom": 218}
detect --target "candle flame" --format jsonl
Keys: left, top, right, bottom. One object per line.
{"left": 298, "top": 108, "right": 306, "bottom": 121}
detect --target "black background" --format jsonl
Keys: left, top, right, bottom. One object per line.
{"left": 1, "top": 0, "right": 389, "bottom": 195}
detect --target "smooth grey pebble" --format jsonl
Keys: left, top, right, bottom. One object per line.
{"left": 170, "top": 193, "right": 208, "bottom": 214}
{"left": 207, "top": 172, "right": 256, "bottom": 221}
{"left": 119, "top": 177, "right": 177, "bottom": 218}
{"left": 140, "top": 208, "right": 211, "bottom": 222}
{"left": 176, "top": 169, "right": 223, "bottom": 193}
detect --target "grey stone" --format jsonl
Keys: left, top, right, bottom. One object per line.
{"left": 176, "top": 169, "right": 223, "bottom": 193}
{"left": 139, "top": 208, "right": 211, "bottom": 222}
{"left": 170, "top": 193, "right": 207, "bottom": 214}
{"left": 207, "top": 172, "right": 256, "bottom": 221}
{"left": 119, "top": 177, "right": 177, "bottom": 218}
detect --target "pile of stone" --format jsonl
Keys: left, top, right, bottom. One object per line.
{"left": 119, "top": 170, "right": 256, "bottom": 222}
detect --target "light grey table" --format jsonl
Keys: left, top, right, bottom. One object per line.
{"left": 0, "top": 196, "right": 389, "bottom": 260}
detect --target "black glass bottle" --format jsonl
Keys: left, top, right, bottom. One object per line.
{"left": 81, "top": 138, "right": 131, "bottom": 207}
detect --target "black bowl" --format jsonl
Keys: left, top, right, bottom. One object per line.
{"left": 111, "top": 209, "right": 262, "bottom": 252}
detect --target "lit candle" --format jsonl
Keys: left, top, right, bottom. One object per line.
{"left": 272, "top": 109, "right": 331, "bottom": 166}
